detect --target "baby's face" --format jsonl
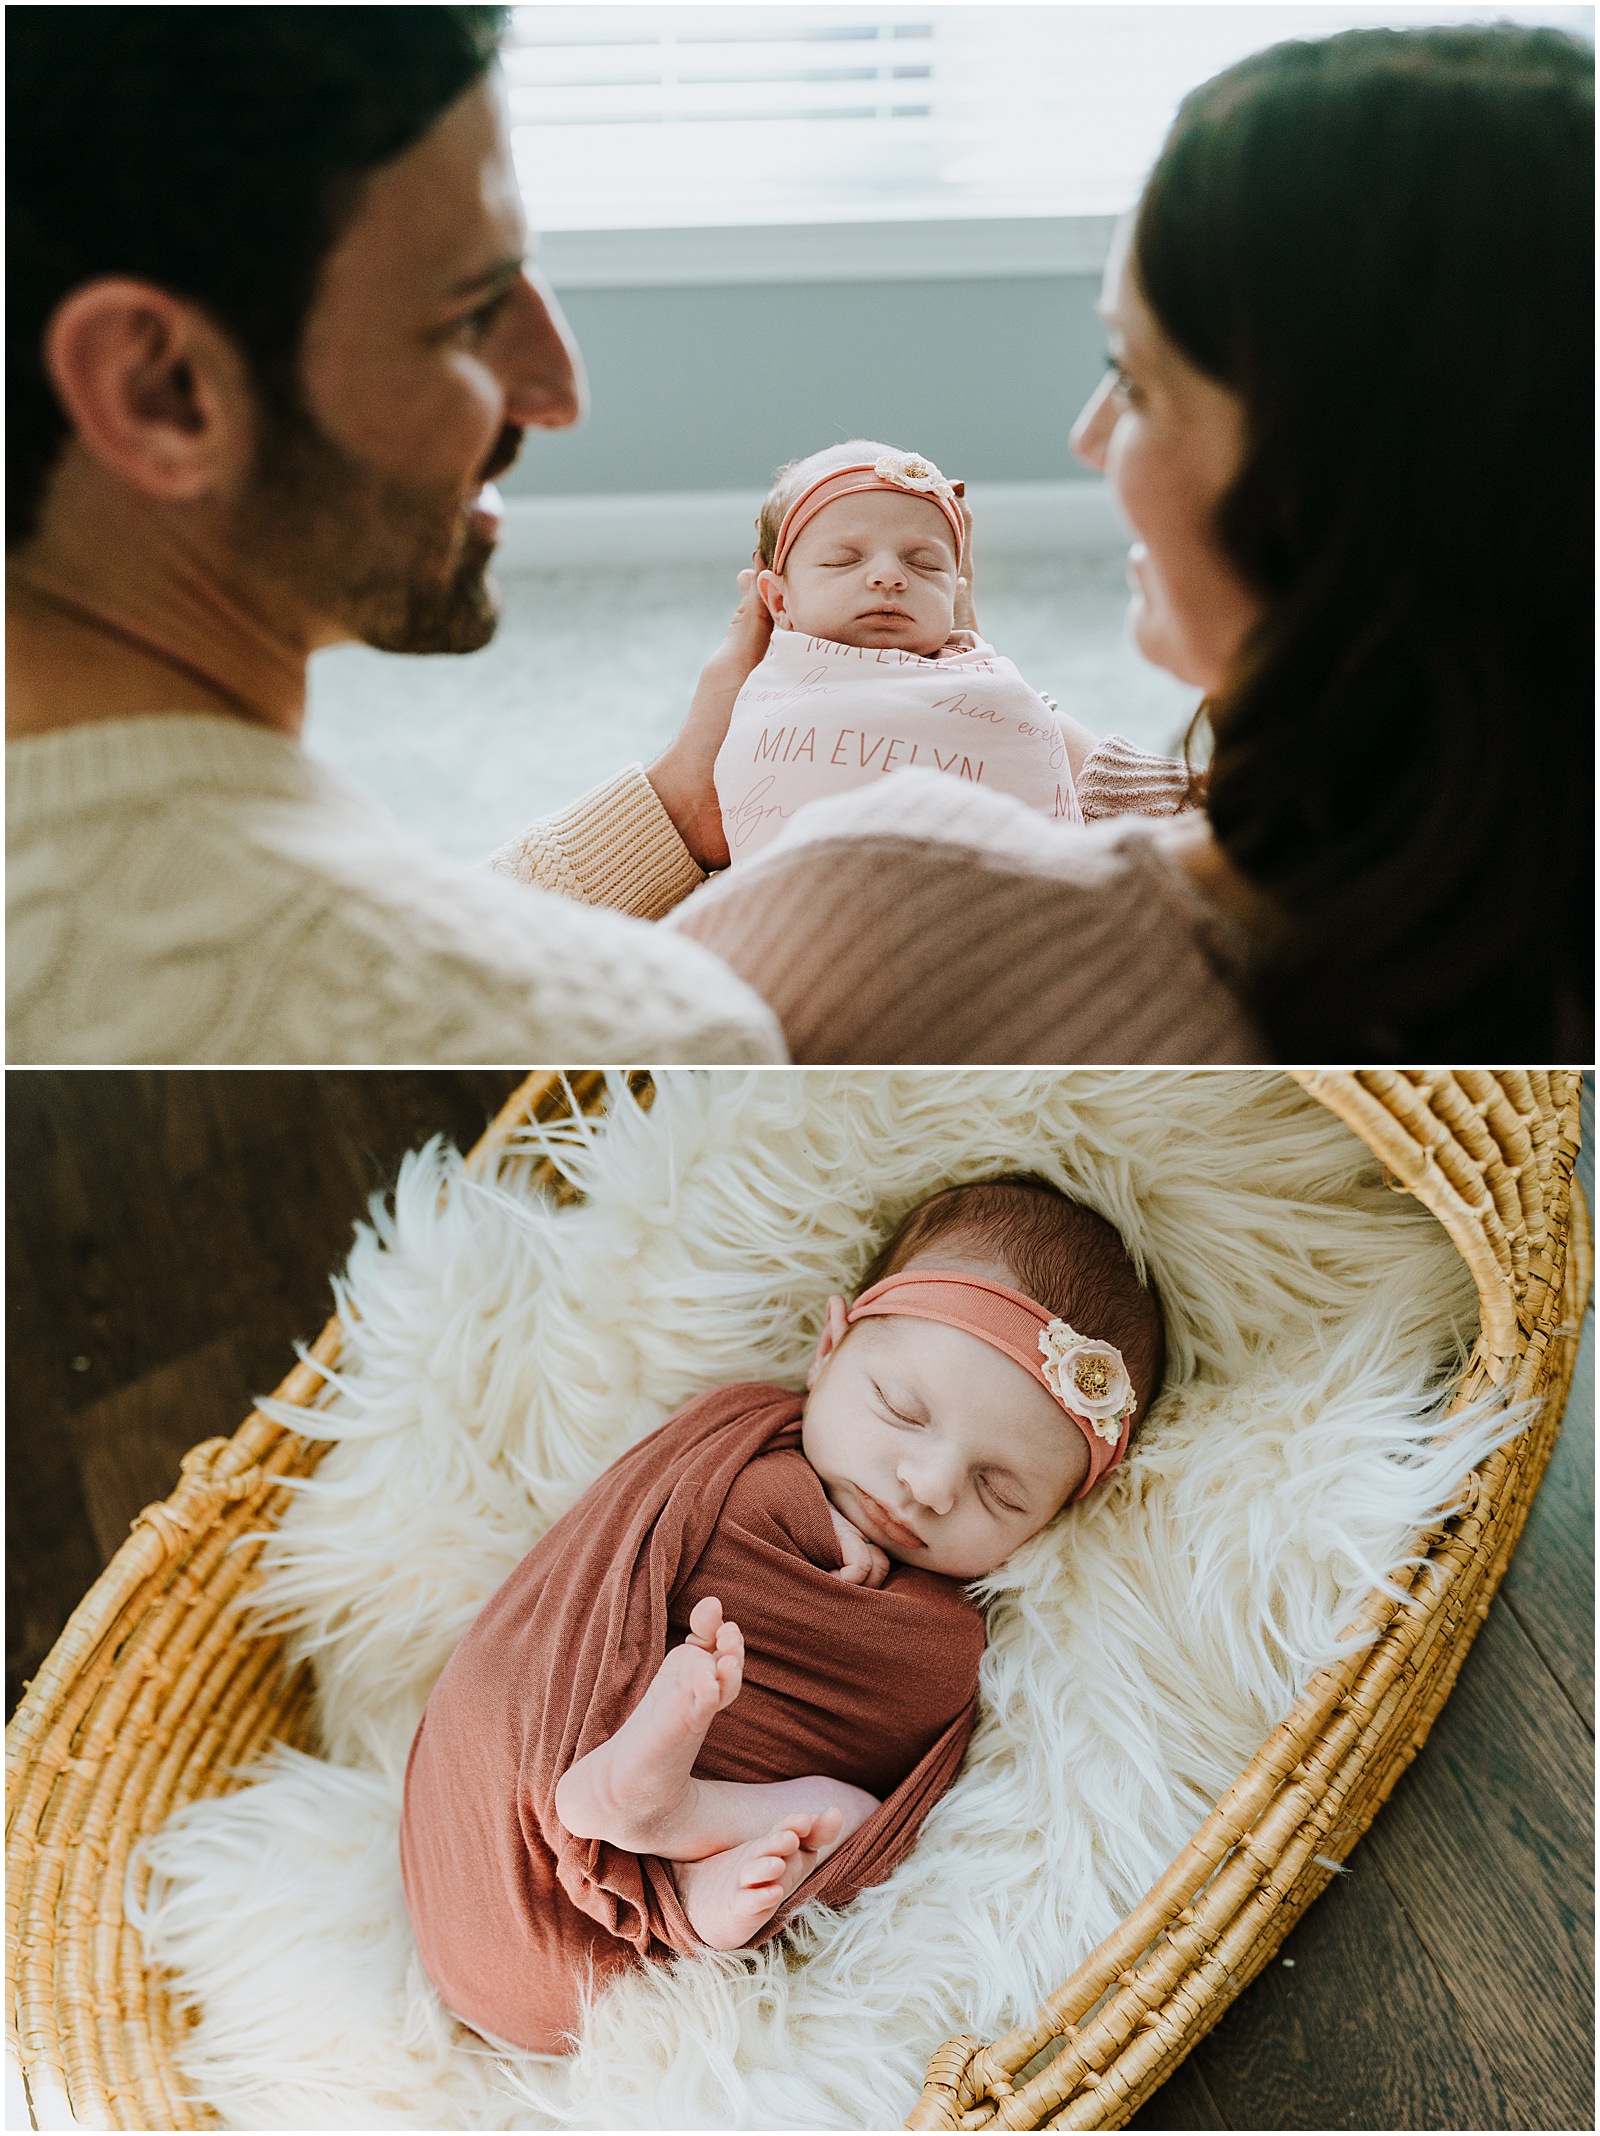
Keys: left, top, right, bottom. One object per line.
{"left": 801, "top": 1284, "right": 1089, "bottom": 1580}
{"left": 762, "top": 490, "right": 958, "bottom": 657}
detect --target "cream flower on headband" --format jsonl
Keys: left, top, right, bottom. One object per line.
{"left": 1038, "top": 1322, "right": 1135, "bottom": 1444}
{"left": 874, "top": 450, "right": 954, "bottom": 504}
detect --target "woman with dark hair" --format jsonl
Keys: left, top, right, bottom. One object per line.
{"left": 666, "top": 24, "right": 1593, "bottom": 1062}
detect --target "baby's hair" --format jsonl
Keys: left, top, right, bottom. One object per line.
{"left": 756, "top": 437, "right": 913, "bottom": 569}
{"left": 859, "top": 1175, "right": 1166, "bottom": 1437}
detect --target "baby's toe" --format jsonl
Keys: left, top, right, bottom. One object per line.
{"left": 687, "top": 1596, "right": 724, "bottom": 1648}
{"left": 808, "top": 1806, "right": 843, "bottom": 1849}
{"left": 664, "top": 1643, "right": 722, "bottom": 1716}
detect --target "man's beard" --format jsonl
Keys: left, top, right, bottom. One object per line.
{"left": 236, "top": 396, "right": 510, "bottom": 655}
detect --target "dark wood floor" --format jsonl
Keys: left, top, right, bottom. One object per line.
{"left": 7, "top": 1071, "right": 1592, "bottom": 2131}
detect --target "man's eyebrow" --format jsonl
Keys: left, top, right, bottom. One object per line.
{"left": 446, "top": 255, "right": 526, "bottom": 301}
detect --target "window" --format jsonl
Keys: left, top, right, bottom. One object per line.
{"left": 509, "top": 2, "right": 1594, "bottom": 231}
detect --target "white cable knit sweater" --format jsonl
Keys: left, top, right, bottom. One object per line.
{"left": 5, "top": 714, "right": 781, "bottom": 1065}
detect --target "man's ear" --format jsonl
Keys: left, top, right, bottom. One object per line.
{"left": 756, "top": 567, "right": 794, "bottom": 630}
{"left": 42, "top": 278, "right": 257, "bottom": 505}
{"left": 805, "top": 1294, "right": 852, "bottom": 1390}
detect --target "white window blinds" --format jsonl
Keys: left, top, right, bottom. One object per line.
{"left": 507, "top": 2, "right": 1593, "bottom": 231}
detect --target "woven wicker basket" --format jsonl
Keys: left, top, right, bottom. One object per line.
{"left": 5, "top": 1070, "right": 1589, "bottom": 2133}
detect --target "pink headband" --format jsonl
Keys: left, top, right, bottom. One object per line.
{"left": 845, "top": 1271, "right": 1137, "bottom": 1500}
{"left": 770, "top": 451, "right": 965, "bottom": 577}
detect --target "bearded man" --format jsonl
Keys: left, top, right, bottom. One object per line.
{"left": 6, "top": 5, "right": 779, "bottom": 1063}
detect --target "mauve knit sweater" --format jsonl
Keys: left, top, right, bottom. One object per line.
{"left": 664, "top": 735, "right": 1264, "bottom": 1064}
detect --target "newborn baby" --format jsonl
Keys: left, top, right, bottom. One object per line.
{"left": 712, "top": 440, "right": 1083, "bottom": 863}
{"left": 400, "top": 1177, "right": 1164, "bottom": 2053}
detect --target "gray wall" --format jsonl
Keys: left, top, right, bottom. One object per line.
{"left": 509, "top": 271, "right": 1109, "bottom": 497}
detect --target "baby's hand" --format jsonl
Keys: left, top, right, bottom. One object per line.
{"left": 647, "top": 570, "right": 773, "bottom": 871}
{"left": 827, "top": 1504, "right": 891, "bottom": 1588}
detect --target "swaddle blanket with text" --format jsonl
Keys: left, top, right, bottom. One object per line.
{"left": 714, "top": 630, "right": 1081, "bottom": 864}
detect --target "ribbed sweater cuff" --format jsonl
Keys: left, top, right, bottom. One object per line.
{"left": 1078, "top": 733, "right": 1194, "bottom": 819}
{"left": 486, "top": 764, "right": 706, "bottom": 921}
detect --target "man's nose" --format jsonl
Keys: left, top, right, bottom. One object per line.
{"left": 505, "top": 270, "right": 587, "bottom": 433}
{"left": 1069, "top": 371, "right": 1116, "bottom": 472}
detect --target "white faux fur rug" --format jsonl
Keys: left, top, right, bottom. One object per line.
{"left": 131, "top": 1070, "right": 1510, "bottom": 2131}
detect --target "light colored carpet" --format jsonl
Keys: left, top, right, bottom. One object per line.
{"left": 130, "top": 1070, "right": 1515, "bottom": 2131}
{"left": 305, "top": 554, "right": 1200, "bottom": 864}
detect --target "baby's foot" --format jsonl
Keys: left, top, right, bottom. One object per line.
{"left": 554, "top": 1598, "right": 743, "bottom": 1855}
{"left": 671, "top": 1807, "right": 844, "bottom": 1950}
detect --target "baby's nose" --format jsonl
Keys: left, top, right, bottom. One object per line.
{"left": 899, "top": 1454, "right": 957, "bottom": 1517}
{"left": 867, "top": 554, "right": 908, "bottom": 586}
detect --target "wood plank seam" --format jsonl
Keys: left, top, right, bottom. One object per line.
{"left": 1496, "top": 1590, "right": 1596, "bottom": 1738}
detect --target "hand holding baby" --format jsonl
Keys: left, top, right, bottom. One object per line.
{"left": 647, "top": 567, "right": 774, "bottom": 870}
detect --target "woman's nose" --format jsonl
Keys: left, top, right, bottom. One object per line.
{"left": 1069, "top": 371, "right": 1117, "bottom": 472}
{"left": 505, "top": 270, "right": 587, "bottom": 433}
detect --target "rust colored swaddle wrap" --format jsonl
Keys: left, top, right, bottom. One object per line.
{"left": 400, "top": 1382, "right": 985, "bottom": 2052}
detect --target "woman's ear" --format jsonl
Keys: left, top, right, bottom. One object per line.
{"left": 756, "top": 568, "right": 793, "bottom": 630}
{"left": 805, "top": 1294, "right": 852, "bottom": 1389}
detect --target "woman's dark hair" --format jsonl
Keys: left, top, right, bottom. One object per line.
{"left": 1135, "top": 26, "right": 1593, "bottom": 1060}
{"left": 6, "top": 5, "right": 508, "bottom": 549}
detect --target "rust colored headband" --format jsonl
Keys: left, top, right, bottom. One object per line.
{"left": 846, "top": 1270, "right": 1136, "bottom": 1500}
{"left": 770, "top": 451, "right": 965, "bottom": 577}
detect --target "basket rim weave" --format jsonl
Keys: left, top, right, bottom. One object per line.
{"left": 4, "top": 1069, "right": 1589, "bottom": 2134}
